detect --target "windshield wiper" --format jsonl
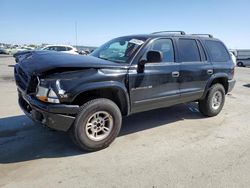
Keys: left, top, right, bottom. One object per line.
{"left": 98, "top": 57, "right": 109, "bottom": 61}
{"left": 98, "top": 57, "right": 120, "bottom": 63}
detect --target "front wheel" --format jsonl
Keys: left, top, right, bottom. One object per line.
{"left": 70, "top": 98, "right": 122, "bottom": 151}
{"left": 199, "top": 83, "right": 225, "bottom": 117}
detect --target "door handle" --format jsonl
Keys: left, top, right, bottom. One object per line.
{"left": 207, "top": 69, "right": 213, "bottom": 75}
{"left": 172, "top": 71, "right": 180, "bottom": 78}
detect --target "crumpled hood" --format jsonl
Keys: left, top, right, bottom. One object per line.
{"left": 19, "top": 51, "right": 128, "bottom": 75}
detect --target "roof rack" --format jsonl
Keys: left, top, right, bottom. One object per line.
{"left": 191, "top": 34, "right": 213, "bottom": 38}
{"left": 151, "top": 31, "right": 186, "bottom": 35}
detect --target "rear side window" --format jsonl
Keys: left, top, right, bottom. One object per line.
{"left": 205, "top": 40, "right": 230, "bottom": 62}
{"left": 178, "top": 39, "right": 200, "bottom": 62}
{"left": 56, "top": 46, "right": 66, "bottom": 51}
{"left": 66, "top": 47, "right": 72, "bottom": 51}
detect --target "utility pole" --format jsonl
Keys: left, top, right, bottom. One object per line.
{"left": 75, "top": 21, "right": 78, "bottom": 48}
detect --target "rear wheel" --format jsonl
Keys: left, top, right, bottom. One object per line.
{"left": 70, "top": 98, "right": 122, "bottom": 151}
{"left": 199, "top": 83, "right": 225, "bottom": 117}
{"left": 237, "top": 62, "right": 244, "bottom": 67}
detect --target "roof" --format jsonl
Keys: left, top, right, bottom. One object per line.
{"left": 122, "top": 32, "right": 219, "bottom": 41}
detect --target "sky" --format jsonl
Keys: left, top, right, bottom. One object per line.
{"left": 1, "top": 0, "right": 250, "bottom": 49}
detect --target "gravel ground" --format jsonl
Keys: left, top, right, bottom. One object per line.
{"left": 1, "top": 56, "right": 250, "bottom": 188}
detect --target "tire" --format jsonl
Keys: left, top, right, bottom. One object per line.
{"left": 237, "top": 62, "right": 244, "bottom": 67}
{"left": 199, "top": 83, "right": 225, "bottom": 117}
{"left": 70, "top": 98, "right": 122, "bottom": 151}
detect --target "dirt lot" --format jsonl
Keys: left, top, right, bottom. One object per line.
{"left": 1, "top": 55, "right": 250, "bottom": 188}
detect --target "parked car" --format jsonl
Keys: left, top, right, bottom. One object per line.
{"left": 15, "top": 31, "right": 235, "bottom": 151}
{"left": 42, "top": 45, "right": 79, "bottom": 54}
{"left": 2, "top": 47, "right": 18, "bottom": 55}
{"left": 14, "top": 45, "right": 79, "bottom": 63}
{"left": 229, "top": 52, "right": 237, "bottom": 66}
{"left": 0, "top": 47, "right": 7, "bottom": 54}
{"left": 236, "top": 49, "right": 250, "bottom": 67}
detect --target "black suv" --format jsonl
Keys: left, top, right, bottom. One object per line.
{"left": 15, "top": 31, "right": 236, "bottom": 151}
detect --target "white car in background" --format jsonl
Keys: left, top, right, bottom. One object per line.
{"left": 42, "top": 45, "right": 79, "bottom": 55}
{"left": 14, "top": 45, "right": 79, "bottom": 63}
{"left": 229, "top": 52, "right": 237, "bottom": 66}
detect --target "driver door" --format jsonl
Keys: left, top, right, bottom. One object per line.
{"left": 128, "top": 38, "right": 181, "bottom": 114}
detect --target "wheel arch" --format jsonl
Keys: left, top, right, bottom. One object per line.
{"left": 71, "top": 81, "right": 130, "bottom": 116}
{"left": 201, "top": 74, "right": 229, "bottom": 100}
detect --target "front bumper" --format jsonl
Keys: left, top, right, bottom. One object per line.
{"left": 18, "top": 91, "right": 79, "bottom": 131}
{"left": 228, "top": 79, "right": 236, "bottom": 93}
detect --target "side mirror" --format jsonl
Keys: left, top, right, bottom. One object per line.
{"left": 137, "top": 50, "right": 162, "bottom": 73}
{"left": 137, "top": 59, "right": 147, "bottom": 73}
{"left": 146, "top": 50, "right": 162, "bottom": 63}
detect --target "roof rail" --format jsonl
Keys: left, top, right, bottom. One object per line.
{"left": 191, "top": 34, "right": 213, "bottom": 38}
{"left": 151, "top": 31, "right": 186, "bottom": 35}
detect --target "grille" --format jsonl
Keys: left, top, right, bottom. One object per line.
{"left": 19, "top": 67, "right": 28, "bottom": 83}
{"left": 27, "top": 76, "right": 38, "bottom": 93}
{"left": 15, "top": 66, "right": 31, "bottom": 92}
{"left": 15, "top": 66, "right": 39, "bottom": 94}
{"left": 15, "top": 66, "right": 28, "bottom": 91}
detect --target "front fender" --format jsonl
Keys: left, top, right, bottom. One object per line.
{"left": 70, "top": 81, "right": 130, "bottom": 115}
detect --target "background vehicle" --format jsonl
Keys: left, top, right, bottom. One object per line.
{"left": 14, "top": 44, "right": 79, "bottom": 63}
{"left": 0, "top": 47, "right": 7, "bottom": 54}
{"left": 42, "top": 45, "right": 79, "bottom": 55}
{"left": 229, "top": 52, "right": 237, "bottom": 66}
{"left": 236, "top": 49, "right": 250, "bottom": 67}
{"left": 15, "top": 31, "right": 235, "bottom": 151}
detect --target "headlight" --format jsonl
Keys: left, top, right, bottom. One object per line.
{"left": 36, "top": 86, "right": 60, "bottom": 104}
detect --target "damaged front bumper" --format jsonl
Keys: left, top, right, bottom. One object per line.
{"left": 18, "top": 90, "right": 79, "bottom": 131}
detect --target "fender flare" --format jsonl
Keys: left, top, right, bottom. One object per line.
{"left": 71, "top": 81, "right": 130, "bottom": 115}
{"left": 201, "top": 73, "right": 229, "bottom": 100}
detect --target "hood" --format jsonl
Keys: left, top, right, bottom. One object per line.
{"left": 19, "top": 51, "right": 128, "bottom": 75}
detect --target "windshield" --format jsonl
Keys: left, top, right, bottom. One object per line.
{"left": 90, "top": 36, "right": 146, "bottom": 63}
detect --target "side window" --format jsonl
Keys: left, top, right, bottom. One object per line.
{"left": 144, "top": 39, "right": 175, "bottom": 62}
{"left": 67, "top": 47, "right": 72, "bottom": 51}
{"left": 56, "top": 46, "right": 66, "bottom": 51}
{"left": 179, "top": 39, "right": 201, "bottom": 62}
{"left": 197, "top": 40, "right": 207, "bottom": 61}
{"left": 205, "top": 40, "right": 230, "bottom": 62}
{"left": 45, "top": 47, "right": 53, "bottom": 50}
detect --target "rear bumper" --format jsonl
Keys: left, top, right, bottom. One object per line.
{"left": 228, "top": 79, "right": 236, "bottom": 93}
{"left": 18, "top": 92, "right": 79, "bottom": 131}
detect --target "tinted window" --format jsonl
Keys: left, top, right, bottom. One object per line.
{"left": 197, "top": 40, "right": 207, "bottom": 61}
{"left": 66, "top": 47, "right": 72, "bottom": 51}
{"left": 144, "top": 39, "right": 175, "bottom": 62}
{"left": 205, "top": 40, "right": 230, "bottom": 62}
{"left": 56, "top": 46, "right": 66, "bottom": 51}
{"left": 46, "top": 46, "right": 56, "bottom": 51}
{"left": 179, "top": 39, "right": 200, "bottom": 62}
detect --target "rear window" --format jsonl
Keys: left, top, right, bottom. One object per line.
{"left": 205, "top": 40, "right": 230, "bottom": 62}
{"left": 178, "top": 39, "right": 200, "bottom": 62}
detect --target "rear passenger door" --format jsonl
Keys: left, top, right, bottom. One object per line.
{"left": 177, "top": 38, "right": 213, "bottom": 102}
